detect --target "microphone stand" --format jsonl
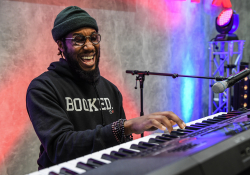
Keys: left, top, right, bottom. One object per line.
{"left": 126, "top": 70, "right": 227, "bottom": 138}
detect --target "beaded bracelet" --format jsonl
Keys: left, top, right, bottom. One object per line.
{"left": 112, "top": 119, "right": 133, "bottom": 143}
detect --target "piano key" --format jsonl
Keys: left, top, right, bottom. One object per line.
{"left": 155, "top": 136, "right": 172, "bottom": 141}
{"left": 76, "top": 162, "right": 95, "bottom": 171}
{"left": 190, "top": 123, "right": 209, "bottom": 127}
{"left": 185, "top": 126, "right": 203, "bottom": 130}
{"left": 138, "top": 141, "right": 156, "bottom": 147}
{"left": 202, "top": 120, "right": 218, "bottom": 124}
{"left": 194, "top": 123, "right": 211, "bottom": 126}
{"left": 148, "top": 138, "right": 167, "bottom": 144}
{"left": 162, "top": 133, "right": 179, "bottom": 138}
{"left": 207, "top": 118, "right": 223, "bottom": 122}
{"left": 48, "top": 172, "right": 59, "bottom": 175}
{"left": 118, "top": 148, "right": 138, "bottom": 155}
{"left": 213, "top": 116, "right": 232, "bottom": 120}
{"left": 110, "top": 151, "right": 128, "bottom": 158}
{"left": 59, "top": 167, "right": 78, "bottom": 175}
{"left": 101, "top": 154, "right": 120, "bottom": 162}
{"left": 57, "top": 162, "right": 86, "bottom": 174}
{"left": 130, "top": 144, "right": 148, "bottom": 151}
{"left": 170, "top": 131, "right": 187, "bottom": 136}
{"left": 87, "top": 158, "right": 106, "bottom": 167}
{"left": 177, "top": 129, "right": 194, "bottom": 133}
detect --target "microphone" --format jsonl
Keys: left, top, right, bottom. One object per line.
{"left": 212, "top": 69, "right": 250, "bottom": 93}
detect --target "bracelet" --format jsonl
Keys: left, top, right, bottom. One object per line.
{"left": 112, "top": 119, "right": 133, "bottom": 143}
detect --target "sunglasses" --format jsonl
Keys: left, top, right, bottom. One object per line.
{"left": 65, "top": 33, "right": 101, "bottom": 46}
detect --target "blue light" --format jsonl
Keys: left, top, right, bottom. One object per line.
{"left": 180, "top": 53, "right": 195, "bottom": 123}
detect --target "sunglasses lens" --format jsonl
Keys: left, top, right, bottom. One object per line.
{"left": 74, "top": 35, "right": 86, "bottom": 45}
{"left": 91, "top": 34, "right": 101, "bottom": 44}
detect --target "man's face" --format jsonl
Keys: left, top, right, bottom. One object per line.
{"left": 62, "top": 27, "right": 100, "bottom": 72}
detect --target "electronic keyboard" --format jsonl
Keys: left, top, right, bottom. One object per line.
{"left": 28, "top": 111, "right": 250, "bottom": 175}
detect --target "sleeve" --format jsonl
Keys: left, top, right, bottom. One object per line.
{"left": 118, "top": 90, "right": 126, "bottom": 120}
{"left": 26, "top": 80, "right": 119, "bottom": 165}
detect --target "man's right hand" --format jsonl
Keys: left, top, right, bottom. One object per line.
{"left": 124, "top": 111, "right": 186, "bottom": 135}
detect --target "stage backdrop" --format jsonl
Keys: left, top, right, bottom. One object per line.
{"left": 0, "top": 0, "right": 250, "bottom": 174}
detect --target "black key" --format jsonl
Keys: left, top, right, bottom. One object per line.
{"left": 202, "top": 120, "right": 217, "bottom": 124}
{"left": 118, "top": 148, "right": 137, "bottom": 155}
{"left": 170, "top": 131, "right": 187, "bottom": 136}
{"left": 195, "top": 122, "right": 211, "bottom": 126}
{"left": 87, "top": 158, "right": 106, "bottom": 167}
{"left": 110, "top": 151, "right": 127, "bottom": 158}
{"left": 228, "top": 111, "right": 244, "bottom": 114}
{"left": 59, "top": 167, "right": 78, "bottom": 175}
{"left": 130, "top": 144, "right": 148, "bottom": 151}
{"left": 49, "top": 172, "right": 59, "bottom": 175}
{"left": 76, "top": 162, "right": 95, "bottom": 171}
{"left": 190, "top": 124, "right": 207, "bottom": 128}
{"left": 148, "top": 138, "right": 166, "bottom": 144}
{"left": 156, "top": 136, "right": 172, "bottom": 141}
{"left": 162, "top": 134, "right": 179, "bottom": 138}
{"left": 213, "top": 116, "right": 231, "bottom": 120}
{"left": 101, "top": 154, "right": 119, "bottom": 162}
{"left": 177, "top": 129, "right": 194, "bottom": 133}
{"left": 207, "top": 119, "right": 222, "bottom": 122}
{"left": 185, "top": 126, "right": 203, "bottom": 130}
{"left": 138, "top": 141, "right": 156, "bottom": 147}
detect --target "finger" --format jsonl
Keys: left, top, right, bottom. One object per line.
{"left": 153, "top": 111, "right": 186, "bottom": 129}
{"left": 148, "top": 115, "right": 173, "bottom": 133}
{"left": 161, "top": 118, "right": 173, "bottom": 133}
{"left": 169, "top": 120, "right": 176, "bottom": 126}
{"left": 146, "top": 118, "right": 167, "bottom": 132}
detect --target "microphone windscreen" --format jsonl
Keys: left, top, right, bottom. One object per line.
{"left": 212, "top": 81, "right": 228, "bottom": 93}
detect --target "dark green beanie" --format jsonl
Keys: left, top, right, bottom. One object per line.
{"left": 52, "top": 6, "right": 99, "bottom": 42}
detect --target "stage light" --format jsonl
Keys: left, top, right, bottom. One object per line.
{"left": 244, "top": 85, "right": 248, "bottom": 90}
{"left": 215, "top": 9, "right": 239, "bottom": 41}
{"left": 233, "top": 63, "right": 250, "bottom": 110}
{"left": 244, "top": 103, "right": 247, "bottom": 108}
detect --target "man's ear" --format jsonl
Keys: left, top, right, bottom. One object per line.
{"left": 57, "top": 40, "right": 64, "bottom": 52}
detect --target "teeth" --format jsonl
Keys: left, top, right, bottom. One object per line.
{"left": 82, "top": 56, "right": 94, "bottom": 60}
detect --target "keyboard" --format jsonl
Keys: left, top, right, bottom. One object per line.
{"left": 29, "top": 111, "right": 250, "bottom": 175}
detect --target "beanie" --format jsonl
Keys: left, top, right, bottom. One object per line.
{"left": 52, "top": 6, "right": 99, "bottom": 42}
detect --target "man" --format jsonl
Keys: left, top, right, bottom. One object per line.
{"left": 26, "top": 6, "right": 186, "bottom": 170}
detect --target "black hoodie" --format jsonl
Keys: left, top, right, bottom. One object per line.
{"left": 26, "top": 58, "right": 125, "bottom": 169}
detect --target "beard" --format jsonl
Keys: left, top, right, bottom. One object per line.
{"left": 63, "top": 46, "right": 100, "bottom": 83}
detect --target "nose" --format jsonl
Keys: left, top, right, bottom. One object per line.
{"left": 83, "top": 37, "right": 95, "bottom": 50}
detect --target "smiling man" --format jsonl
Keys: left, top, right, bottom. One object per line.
{"left": 26, "top": 6, "right": 186, "bottom": 170}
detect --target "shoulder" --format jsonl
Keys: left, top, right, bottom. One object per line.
{"left": 27, "top": 71, "right": 57, "bottom": 93}
{"left": 99, "top": 76, "right": 120, "bottom": 92}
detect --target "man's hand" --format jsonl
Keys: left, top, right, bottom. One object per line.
{"left": 124, "top": 111, "right": 186, "bottom": 135}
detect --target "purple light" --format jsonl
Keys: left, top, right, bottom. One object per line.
{"left": 217, "top": 9, "right": 233, "bottom": 27}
